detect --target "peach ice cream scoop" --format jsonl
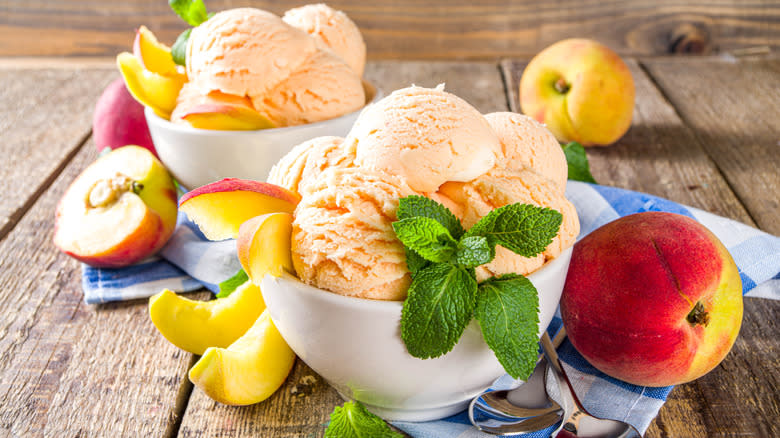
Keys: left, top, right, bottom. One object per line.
{"left": 283, "top": 3, "right": 366, "bottom": 76}
{"left": 187, "top": 8, "right": 317, "bottom": 98}
{"left": 270, "top": 85, "right": 579, "bottom": 301}
{"left": 291, "top": 167, "right": 415, "bottom": 301}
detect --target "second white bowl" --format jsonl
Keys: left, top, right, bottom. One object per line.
{"left": 146, "top": 82, "right": 380, "bottom": 190}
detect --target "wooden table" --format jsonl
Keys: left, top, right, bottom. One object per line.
{"left": 0, "top": 55, "right": 777, "bottom": 437}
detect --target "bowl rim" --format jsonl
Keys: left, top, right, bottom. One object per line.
{"left": 145, "top": 80, "right": 381, "bottom": 136}
{"left": 266, "top": 246, "right": 573, "bottom": 312}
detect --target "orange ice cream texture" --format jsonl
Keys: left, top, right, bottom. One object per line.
{"left": 172, "top": 5, "right": 365, "bottom": 128}
{"left": 268, "top": 85, "right": 580, "bottom": 301}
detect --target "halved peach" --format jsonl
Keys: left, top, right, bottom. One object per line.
{"left": 237, "top": 213, "right": 294, "bottom": 284}
{"left": 117, "top": 52, "right": 186, "bottom": 119}
{"left": 133, "top": 25, "right": 180, "bottom": 76}
{"left": 148, "top": 281, "right": 265, "bottom": 355}
{"left": 179, "top": 179, "right": 300, "bottom": 241}
{"left": 180, "top": 103, "right": 276, "bottom": 130}
{"left": 188, "top": 309, "right": 296, "bottom": 405}
{"left": 53, "top": 146, "right": 177, "bottom": 268}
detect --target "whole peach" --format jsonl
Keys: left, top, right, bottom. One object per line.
{"left": 560, "top": 212, "right": 742, "bottom": 387}
{"left": 520, "top": 38, "right": 635, "bottom": 146}
{"left": 93, "top": 78, "right": 157, "bottom": 157}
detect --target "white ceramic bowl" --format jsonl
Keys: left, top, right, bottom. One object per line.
{"left": 145, "top": 82, "right": 381, "bottom": 190}
{"left": 260, "top": 247, "right": 573, "bottom": 422}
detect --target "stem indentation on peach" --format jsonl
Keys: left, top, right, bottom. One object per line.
{"left": 686, "top": 301, "right": 710, "bottom": 327}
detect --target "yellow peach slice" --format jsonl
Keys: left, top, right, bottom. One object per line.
{"left": 180, "top": 103, "right": 276, "bottom": 130}
{"left": 179, "top": 179, "right": 300, "bottom": 241}
{"left": 133, "top": 25, "right": 180, "bottom": 76}
{"left": 188, "top": 310, "right": 296, "bottom": 405}
{"left": 117, "top": 52, "right": 185, "bottom": 119}
{"left": 237, "top": 213, "right": 294, "bottom": 284}
{"left": 148, "top": 281, "right": 265, "bottom": 355}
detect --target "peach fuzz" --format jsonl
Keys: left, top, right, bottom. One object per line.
{"left": 179, "top": 178, "right": 300, "bottom": 241}
{"left": 560, "top": 212, "right": 743, "bottom": 387}
{"left": 520, "top": 38, "right": 635, "bottom": 146}
{"left": 237, "top": 213, "right": 295, "bottom": 284}
{"left": 53, "top": 146, "right": 177, "bottom": 268}
{"left": 93, "top": 78, "right": 157, "bottom": 157}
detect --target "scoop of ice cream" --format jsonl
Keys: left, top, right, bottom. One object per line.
{"left": 251, "top": 49, "right": 365, "bottom": 127}
{"left": 438, "top": 168, "right": 579, "bottom": 281}
{"left": 484, "top": 112, "right": 568, "bottom": 190}
{"left": 187, "top": 8, "right": 317, "bottom": 98}
{"left": 283, "top": 3, "right": 366, "bottom": 76}
{"left": 268, "top": 135, "right": 355, "bottom": 193}
{"left": 291, "top": 167, "right": 415, "bottom": 300}
{"left": 348, "top": 85, "right": 501, "bottom": 193}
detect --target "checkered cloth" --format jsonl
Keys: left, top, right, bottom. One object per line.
{"left": 82, "top": 181, "right": 779, "bottom": 436}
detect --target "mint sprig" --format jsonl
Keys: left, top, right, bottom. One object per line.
{"left": 400, "top": 263, "right": 476, "bottom": 358}
{"left": 476, "top": 274, "right": 540, "bottom": 379}
{"left": 562, "top": 141, "right": 597, "bottom": 183}
{"left": 465, "top": 203, "right": 562, "bottom": 258}
{"left": 168, "top": 0, "right": 211, "bottom": 66}
{"left": 169, "top": 0, "right": 209, "bottom": 26}
{"left": 393, "top": 196, "right": 561, "bottom": 379}
{"left": 216, "top": 268, "right": 248, "bottom": 298}
{"left": 325, "top": 401, "right": 403, "bottom": 438}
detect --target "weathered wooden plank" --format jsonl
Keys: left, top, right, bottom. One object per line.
{"left": 642, "top": 56, "right": 780, "bottom": 235}
{"left": 2, "top": 1, "right": 779, "bottom": 59}
{"left": 0, "top": 139, "right": 196, "bottom": 436}
{"left": 176, "top": 60, "right": 507, "bottom": 437}
{"left": 502, "top": 57, "right": 779, "bottom": 437}
{"left": 0, "top": 65, "right": 115, "bottom": 240}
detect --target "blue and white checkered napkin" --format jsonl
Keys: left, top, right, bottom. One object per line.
{"left": 82, "top": 181, "right": 779, "bottom": 436}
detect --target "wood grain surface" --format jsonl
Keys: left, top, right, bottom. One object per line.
{"left": 176, "top": 60, "right": 508, "bottom": 437}
{"left": 0, "top": 113, "right": 197, "bottom": 435}
{"left": 642, "top": 56, "right": 780, "bottom": 235}
{"left": 1, "top": 1, "right": 779, "bottom": 60}
{"left": 502, "top": 57, "right": 779, "bottom": 438}
{"left": 0, "top": 66, "right": 115, "bottom": 240}
{"left": 0, "top": 58, "right": 776, "bottom": 438}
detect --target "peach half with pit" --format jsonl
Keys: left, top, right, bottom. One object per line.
{"left": 53, "top": 145, "right": 177, "bottom": 268}
{"left": 560, "top": 212, "right": 743, "bottom": 387}
{"left": 179, "top": 178, "right": 300, "bottom": 241}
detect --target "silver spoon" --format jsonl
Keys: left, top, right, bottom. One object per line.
{"left": 469, "top": 355, "right": 564, "bottom": 435}
{"left": 469, "top": 331, "right": 567, "bottom": 435}
{"left": 539, "top": 332, "right": 643, "bottom": 438}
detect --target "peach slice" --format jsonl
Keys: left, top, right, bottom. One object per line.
{"left": 237, "top": 213, "right": 294, "bottom": 284}
{"left": 148, "top": 281, "right": 265, "bottom": 355}
{"left": 117, "top": 52, "right": 186, "bottom": 119}
{"left": 179, "top": 178, "right": 300, "bottom": 241}
{"left": 180, "top": 103, "right": 276, "bottom": 131}
{"left": 188, "top": 309, "right": 296, "bottom": 405}
{"left": 53, "top": 146, "right": 177, "bottom": 268}
{"left": 133, "top": 25, "right": 180, "bottom": 76}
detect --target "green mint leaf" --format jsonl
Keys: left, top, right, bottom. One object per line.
{"left": 562, "top": 141, "right": 597, "bottom": 183}
{"left": 171, "top": 28, "right": 191, "bottom": 66}
{"left": 169, "top": 0, "right": 209, "bottom": 26}
{"left": 397, "top": 195, "right": 465, "bottom": 239}
{"left": 325, "top": 401, "right": 403, "bottom": 438}
{"left": 216, "top": 268, "right": 249, "bottom": 298}
{"left": 404, "top": 247, "right": 430, "bottom": 276}
{"left": 401, "top": 263, "right": 477, "bottom": 358}
{"left": 456, "top": 236, "right": 495, "bottom": 268}
{"left": 476, "top": 274, "right": 540, "bottom": 379}
{"left": 392, "top": 217, "right": 457, "bottom": 263}
{"left": 465, "top": 204, "right": 562, "bottom": 258}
